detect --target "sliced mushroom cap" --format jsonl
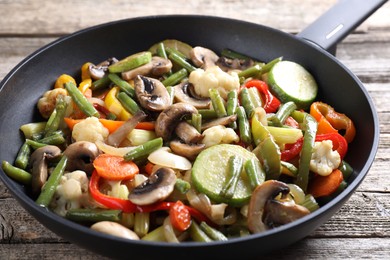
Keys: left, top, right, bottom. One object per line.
{"left": 247, "top": 180, "right": 290, "bottom": 233}
{"left": 134, "top": 75, "right": 171, "bottom": 112}
{"left": 155, "top": 102, "right": 198, "bottom": 141}
{"left": 174, "top": 82, "right": 211, "bottom": 109}
{"left": 190, "top": 46, "right": 219, "bottom": 70}
{"left": 128, "top": 167, "right": 177, "bottom": 205}
{"left": 121, "top": 56, "right": 172, "bottom": 80}
{"left": 29, "top": 145, "right": 62, "bottom": 195}
{"left": 89, "top": 57, "right": 118, "bottom": 80}
{"left": 63, "top": 141, "right": 100, "bottom": 175}
{"left": 216, "top": 56, "right": 255, "bottom": 72}
{"left": 175, "top": 121, "right": 204, "bottom": 144}
{"left": 264, "top": 199, "right": 310, "bottom": 227}
{"left": 170, "top": 140, "right": 205, "bottom": 161}
{"left": 91, "top": 221, "right": 140, "bottom": 240}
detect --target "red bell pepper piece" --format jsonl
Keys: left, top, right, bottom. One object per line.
{"left": 89, "top": 170, "right": 212, "bottom": 224}
{"left": 244, "top": 79, "right": 281, "bottom": 113}
{"left": 281, "top": 137, "right": 304, "bottom": 161}
{"left": 315, "top": 132, "right": 348, "bottom": 160}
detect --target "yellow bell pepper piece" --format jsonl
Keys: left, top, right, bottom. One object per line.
{"left": 105, "top": 86, "right": 132, "bottom": 120}
{"left": 78, "top": 79, "right": 92, "bottom": 94}
{"left": 81, "top": 62, "right": 92, "bottom": 81}
{"left": 54, "top": 74, "right": 76, "bottom": 89}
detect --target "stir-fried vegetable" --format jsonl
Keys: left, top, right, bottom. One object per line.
{"left": 2, "top": 39, "right": 357, "bottom": 242}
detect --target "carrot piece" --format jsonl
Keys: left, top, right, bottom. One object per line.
{"left": 98, "top": 119, "right": 125, "bottom": 133}
{"left": 308, "top": 169, "right": 344, "bottom": 198}
{"left": 64, "top": 117, "right": 82, "bottom": 130}
{"left": 93, "top": 154, "right": 139, "bottom": 181}
{"left": 144, "top": 162, "right": 155, "bottom": 175}
{"left": 169, "top": 200, "right": 191, "bottom": 232}
{"left": 135, "top": 121, "right": 155, "bottom": 131}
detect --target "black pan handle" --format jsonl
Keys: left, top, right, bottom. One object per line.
{"left": 297, "top": 0, "right": 388, "bottom": 54}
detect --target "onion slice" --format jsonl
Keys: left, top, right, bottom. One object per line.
{"left": 95, "top": 140, "right": 136, "bottom": 156}
{"left": 106, "top": 111, "right": 147, "bottom": 147}
{"left": 147, "top": 147, "right": 192, "bottom": 171}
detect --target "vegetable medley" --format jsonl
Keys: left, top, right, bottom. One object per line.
{"left": 2, "top": 39, "right": 356, "bottom": 242}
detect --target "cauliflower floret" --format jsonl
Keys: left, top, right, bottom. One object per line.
{"left": 189, "top": 66, "right": 240, "bottom": 99}
{"left": 50, "top": 170, "right": 89, "bottom": 216}
{"left": 310, "top": 140, "right": 341, "bottom": 176}
{"left": 37, "top": 88, "right": 68, "bottom": 119}
{"left": 201, "top": 125, "right": 239, "bottom": 148}
{"left": 72, "top": 117, "right": 109, "bottom": 143}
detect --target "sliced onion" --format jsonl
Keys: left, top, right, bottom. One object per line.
{"left": 107, "top": 111, "right": 147, "bottom": 147}
{"left": 95, "top": 140, "right": 136, "bottom": 156}
{"left": 87, "top": 97, "right": 106, "bottom": 107}
{"left": 148, "top": 147, "right": 192, "bottom": 171}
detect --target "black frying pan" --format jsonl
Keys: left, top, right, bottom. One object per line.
{"left": 0, "top": 0, "right": 385, "bottom": 258}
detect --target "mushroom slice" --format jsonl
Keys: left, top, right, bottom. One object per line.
{"left": 264, "top": 199, "right": 310, "bottom": 227}
{"left": 170, "top": 140, "right": 205, "bottom": 161}
{"left": 128, "top": 167, "right": 177, "bottom": 205}
{"left": 155, "top": 102, "right": 198, "bottom": 141}
{"left": 29, "top": 145, "right": 62, "bottom": 195}
{"left": 190, "top": 46, "right": 219, "bottom": 70}
{"left": 89, "top": 57, "right": 118, "bottom": 80}
{"left": 121, "top": 56, "right": 172, "bottom": 80}
{"left": 200, "top": 115, "right": 237, "bottom": 131}
{"left": 63, "top": 141, "right": 100, "bottom": 175}
{"left": 216, "top": 56, "right": 255, "bottom": 72}
{"left": 175, "top": 121, "right": 203, "bottom": 144}
{"left": 134, "top": 75, "right": 171, "bottom": 112}
{"left": 247, "top": 180, "right": 290, "bottom": 233}
{"left": 174, "top": 82, "right": 211, "bottom": 109}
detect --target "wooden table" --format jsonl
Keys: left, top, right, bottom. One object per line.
{"left": 1, "top": 0, "right": 389, "bottom": 259}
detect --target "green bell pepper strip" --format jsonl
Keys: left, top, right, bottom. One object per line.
{"left": 295, "top": 113, "right": 318, "bottom": 192}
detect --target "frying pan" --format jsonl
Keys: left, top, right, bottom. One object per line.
{"left": 0, "top": 0, "right": 385, "bottom": 258}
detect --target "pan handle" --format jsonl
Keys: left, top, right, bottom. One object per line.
{"left": 297, "top": 0, "right": 388, "bottom": 55}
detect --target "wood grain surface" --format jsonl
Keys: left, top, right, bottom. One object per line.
{"left": 1, "top": 0, "right": 389, "bottom": 259}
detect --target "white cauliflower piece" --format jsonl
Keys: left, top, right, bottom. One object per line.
{"left": 37, "top": 88, "right": 68, "bottom": 119}
{"left": 201, "top": 125, "right": 239, "bottom": 148}
{"left": 72, "top": 117, "right": 109, "bottom": 143}
{"left": 189, "top": 66, "right": 240, "bottom": 99}
{"left": 51, "top": 170, "right": 89, "bottom": 216}
{"left": 310, "top": 140, "right": 341, "bottom": 176}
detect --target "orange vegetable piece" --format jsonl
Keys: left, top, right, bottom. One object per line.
{"left": 308, "top": 169, "right": 344, "bottom": 198}
{"left": 93, "top": 154, "right": 139, "bottom": 181}
{"left": 169, "top": 200, "right": 191, "bottom": 232}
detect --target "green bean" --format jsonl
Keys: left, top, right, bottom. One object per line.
{"left": 123, "top": 137, "right": 163, "bottom": 161}
{"left": 244, "top": 158, "right": 265, "bottom": 190}
{"left": 2, "top": 161, "right": 32, "bottom": 185}
{"left": 26, "top": 139, "right": 48, "bottom": 149}
{"left": 175, "top": 178, "right": 191, "bottom": 194}
{"left": 189, "top": 221, "right": 213, "bottom": 242}
{"left": 165, "top": 47, "right": 188, "bottom": 60}
{"left": 236, "top": 106, "right": 252, "bottom": 145}
{"left": 220, "top": 155, "right": 244, "bottom": 199}
{"left": 238, "top": 64, "right": 261, "bottom": 79}
{"left": 295, "top": 113, "right": 317, "bottom": 192}
{"left": 168, "top": 52, "right": 197, "bottom": 72}
{"left": 338, "top": 160, "right": 354, "bottom": 180}
{"left": 226, "top": 90, "right": 238, "bottom": 129}
{"left": 117, "top": 91, "right": 140, "bottom": 115}
{"left": 162, "top": 68, "right": 187, "bottom": 86}
{"left": 65, "top": 82, "right": 100, "bottom": 118}
{"left": 91, "top": 75, "right": 111, "bottom": 91}
{"left": 191, "top": 113, "right": 202, "bottom": 133}
{"left": 220, "top": 48, "right": 252, "bottom": 60}
{"left": 15, "top": 142, "right": 31, "bottom": 170}
{"left": 44, "top": 96, "right": 68, "bottom": 136}
{"left": 270, "top": 101, "right": 297, "bottom": 126}
{"left": 65, "top": 209, "right": 122, "bottom": 223}
{"left": 239, "top": 87, "right": 255, "bottom": 118}
{"left": 156, "top": 42, "right": 168, "bottom": 59}
{"left": 209, "top": 88, "right": 227, "bottom": 118}
{"left": 256, "top": 56, "right": 283, "bottom": 76}
{"left": 199, "top": 221, "right": 228, "bottom": 241}
{"left": 108, "top": 73, "right": 135, "bottom": 97}
{"left": 36, "top": 155, "right": 67, "bottom": 207}
{"left": 37, "top": 130, "right": 66, "bottom": 146}
{"left": 198, "top": 109, "right": 218, "bottom": 120}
